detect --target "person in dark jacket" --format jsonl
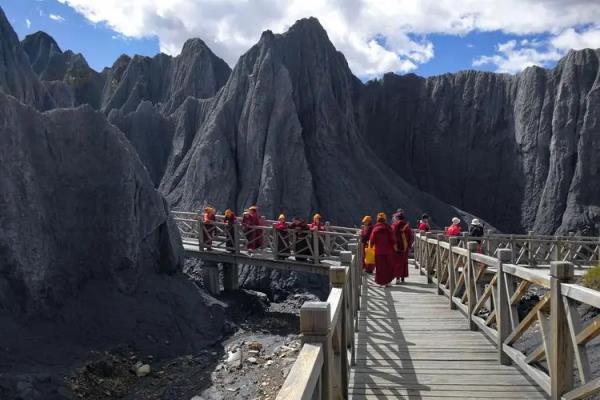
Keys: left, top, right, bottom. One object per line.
{"left": 290, "top": 217, "right": 310, "bottom": 261}
{"left": 224, "top": 209, "right": 236, "bottom": 253}
{"left": 418, "top": 214, "right": 431, "bottom": 232}
{"left": 469, "top": 218, "right": 485, "bottom": 252}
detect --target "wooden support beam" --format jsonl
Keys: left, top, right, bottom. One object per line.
{"left": 300, "top": 302, "right": 331, "bottom": 400}
{"left": 550, "top": 261, "right": 574, "bottom": 400}
{"left": 466, "top": 241, "right": 478, "bottom": 331}
{"left": 497, "top": 248, "right": 512, "bottom": 365}
{"left": 222, "top": 262, "right": 239, "bottom": 291}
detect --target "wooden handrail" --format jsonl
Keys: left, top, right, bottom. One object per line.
{"left": 276, "top": 245, "right": 362, "bottom": 400}
{"left": 414, "top": 233, "right": 600, "bottom": 400}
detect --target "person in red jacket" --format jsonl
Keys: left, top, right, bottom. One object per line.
{"left": 274, "top": 214, "right": 290, "bottom": 259}
{"left": 392, "top": 211, "right": 413, "bottom": 284}
{"left": 417, "top": 214, "right": 430, "bottom": 232}
{"left": 243, "top": 206, "right": 264, "bottom": 252}
{"left": 446, "top": 217, "right": 462, "bottom": 236}
{"left": 369, "top": 212, "right": 395, "bottom": 287}
{"left": 360, "top": 215, "right": 375, "bottom": 273}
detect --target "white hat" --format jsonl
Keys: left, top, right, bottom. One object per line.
{"left": 471, "top": 218, "right": 482, "bottom": 226}
{"left": 452, "top": 217, "right": 461, "bottom": 225}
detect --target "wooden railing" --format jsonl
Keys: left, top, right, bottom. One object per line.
{"left": 276, "top": 243, "right": 363, "bottom": 400}
{"left": 415, "top": 232, "right": 600, "bottom": 400}
{"left": 172, "top": 211, "right": 359, "bottom": 265}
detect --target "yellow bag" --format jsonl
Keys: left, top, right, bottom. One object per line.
{"left": 365, "top": 244, "right": 375, "bottom": 265}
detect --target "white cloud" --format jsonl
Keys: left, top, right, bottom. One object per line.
{"left": 25, "top": 18, "right": 31, "bottom": 29}
{"left": 56, "top": 0, "right": 600, "bottom": 76}
{"left": 474, "top": 25, "right": 600, "bottom": 73}
{"left": 49, "top": 14, "right": 65, "bottom": 22}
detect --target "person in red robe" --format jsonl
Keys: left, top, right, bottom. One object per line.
{"left": 290, "top": 217, "right": 310, "bottom": 261}
{"left": 200, "top": 206, "right": 216, "bottom": 250}
{"left": 360, "top": 216, "right": 374, "bottom": 273}
{"left": 446, "top": 217, "right": 462, "bottom": 237}
{"left": 392, "top": 211, "right": 413, "bottom": 284}
{"left": 242, "top": 206, "right": 264, "bottom": 252}
{"left": 309, "top": 213, "right": 326, "bottom": 259}
{"left": 274, "top": 214, "right": 289, "bottom": 259}
{"left": 369, "top": 212, "right": 395, "bottom": 287}
{"left": 417, "top": 213, "right": 430, "bottom": 232}
{"left": 224, "top": 209, "right": 237, "bottom": 253}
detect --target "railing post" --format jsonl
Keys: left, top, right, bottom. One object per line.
{"left": 496, "top": 249, "right": 512, "bottom": 365}
{"left": 426, "top": 233, "right": 434, "bottom": 283}
{"left": 197, "top": 218, "right": 205, "bottom": 251}
{"left": 330, "top": 266, "right": 349, "bottom": 398}
{"left": 550, "top": 261, "right": 574, "bottom": 400}
{"left": 421, "top": 233, "right": 430, "bottom": 276}
{"left": 436, "top": 234, "right": 444, "bottom": 294}
{"left": 233, "top": 222, "right": 241, "bottom": 255}
{"left": 466, "top": 241, "right": 478, "bottom": 331}
{"left": 301, "top": 302, "right": 331, "bottom": 400}
{"left": 448, "top": 237, "right": 458, "bottom": 309}
{"left": 313, "top": 230, "right": 320, "bottom": 265}
{"left": 272, "top": 225, "right": 279, "bottom": 260}
{"left": 527, "top": 231, "right": 534, "bottom": 267}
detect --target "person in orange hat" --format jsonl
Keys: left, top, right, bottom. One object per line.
{"left": 274, "top": 214, "right": 289, "bottom": 259}
{"left": 360, "top": 216, "right": 375, "bottom": 273}
{"left": 309, "top": 213, "right": 326, "bottom": 260}
{"left": 369, "top": 212, "right": 395, "bottom": 287}
{"left": 202, "top": 206, "right": 216, "bottom": 250}
{"left": 224, "top": 209, "right": 237, "bottom": 253}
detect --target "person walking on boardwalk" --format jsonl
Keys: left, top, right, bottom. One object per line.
{"left": 224, "top": 209, "right": 237, "bottom": 253}
{"left": 309, "top": 213, "right": 326, "bottom": 259}
{"left": 418, "top": 213, "right": 431, "bottom": 232}
{"left": 360, "top": 216, "right": 375, "bottom": 273}
{"left": 369, "top": 212, "right": 395, "bottom": 287}
{"left": 392, "top": 210, "right": 413, "bottom": 284}
{"left": 274, "top": 214, "right": 290, "bottom": 259}
{"left": 290, "top": 216, "right": 310, "bottom": 261}
{"left": 446, "top": 217, "right": 462, "bottom": 237}
{"left": 201, "top": 206, "right": 216, "bottom": 250}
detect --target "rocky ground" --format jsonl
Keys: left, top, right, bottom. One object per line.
{"left": 61, "top": 290, "right": 312, "bottom": 400}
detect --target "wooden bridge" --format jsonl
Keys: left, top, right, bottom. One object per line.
{"left": 172, "top": 212, "right": 600, "bottom": 399}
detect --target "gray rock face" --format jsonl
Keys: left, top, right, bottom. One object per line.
{"left": 0, "top": 9, "right": 54, "bottom": 110}
{"left": 159, "top": 18, "right": 476, "bottom": 227}
{"left": 101, "top": 38, "right": 231, "bottom": 114}
{"left": 359, "top": 50, "right": 600, "bottom": 234}
{"left": 0, "top": 93, "right": 183, "bottom": 315}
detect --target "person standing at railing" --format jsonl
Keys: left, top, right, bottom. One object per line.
{"left": 243, "top": 205, "right": 263, "bottom": 253}
{"left": 446, "top": 217, "right": 462, "bottom": 236}
{"left": 469, "top": 218, "right": 484, "bottom": 253}
{"left": 392, "top": 211, "right": 413, "bottom": 284}
{"left": 202, "top": 206, "right": 216, "bottom": 250}
{"left": 224, "top": 209, "right": 237, "bottom": 253}
{"left": 274, "top": 214, "right": 290, "bottom": 259}
{"left": 369, "top": 212, "right": 395, "bottom": 287}
{"left": 290, "top": 216, "right": 310, "bottom": 261}
{"left": 418, "top": 214, "right": 430, "bottom": 232}
{"left": 360, "top": 216, "right": 375, "bottom": 273}
{"left": 309, "top": 213, "right": 326, "bottom": 259}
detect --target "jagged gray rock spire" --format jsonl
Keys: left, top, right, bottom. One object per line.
{"left": 159, "top": 17, "right": 472, "bottom": 226}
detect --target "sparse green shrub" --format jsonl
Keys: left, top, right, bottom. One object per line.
{"left": 582, "top": 265, "right": 600, "bottom": 292}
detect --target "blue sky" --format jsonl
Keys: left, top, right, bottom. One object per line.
{"left": 3, "top": 0, "right": 600, "bottom": 78}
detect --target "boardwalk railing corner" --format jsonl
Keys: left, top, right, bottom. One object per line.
{"left": 414, "top": 232, "right": 600, "bottom": 400}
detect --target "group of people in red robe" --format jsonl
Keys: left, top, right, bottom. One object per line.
{"left": 198, "top": 205, "right": 328, "bottom": 260}
{"left": 361, "top": 210, "right": 415, "bottom": 287}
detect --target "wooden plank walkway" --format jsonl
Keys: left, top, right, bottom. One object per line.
{"left": 350, "top": 272, "right": 549, "bottom": 399}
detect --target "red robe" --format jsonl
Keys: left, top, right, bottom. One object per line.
{"left": 224, "top": 213, "right": 236, "bottom": 251}
{"left": 446, "top": 224, "right": 462, "bottom": 237}
{"left": 309, "top": 221, "right": 326, "bottom": 257}
{"left": 203, "top": 213, "right": 216, "bottom": 247}
{"left": 392, "top": 220, "right": 413, "bottom": 279}
{"left": 369, "top": 222, "right": 395, "bottom": 285}
{"left": 417, "top": 220, "right": 430, "bottom": 232}
{"left": 242, "top": 212, "right": 263, "bottom": 250}
{"left": 360, "top": 224, "right": 374, "bottom": 272}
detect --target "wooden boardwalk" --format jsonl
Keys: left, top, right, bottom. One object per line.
{"left": 350, "top": 272, "right": 549, "bottom": 399}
